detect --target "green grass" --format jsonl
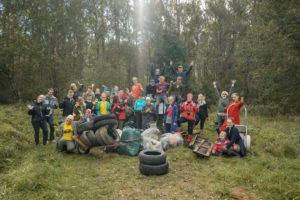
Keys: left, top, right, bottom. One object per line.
{"left": 0, "top": 105, "right": 299, "bottom": 200}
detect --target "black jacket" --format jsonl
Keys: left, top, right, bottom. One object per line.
{"left": 146, "top": 84, "right": 156, "bottom": 98}
{"left": 195, "top": 101, "right": 208, "bottom": 118}
{"left": 225, "top": 126, "right": 246, "bottom": 157}
{"left": 28, "top": 102, "right": 50, "bottom": 122}
{"left": 59, "top": 97, "right": 76, "bottom": 117}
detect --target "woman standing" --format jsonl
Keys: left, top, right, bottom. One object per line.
{"left": 163, "top": 96, "right": 178, "bottom": 133}
{"left": 178, "top": 93, "right": 199, "bottom": 142}
{"left": 70, "top": 82, "right": 84, "bottom": 101}
{"left": 28, "top": 95, "right": 50, "bottom": 145}
{"left": 195, "top": 94, "right": 208, "bottom": 135}
{"left": 220, "top": 93, "right": 244, "bottom": 132}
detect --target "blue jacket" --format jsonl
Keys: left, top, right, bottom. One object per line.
{"left": 44, "top": 95, "right": 58, "bottom": 116}
{"left": 171, "top": 65, "right": 192, "bottom": 85}
{"left": 225, "top": 126, "right": 246, "bottom": 157}
{"left": 163, "top": 104, "right": 178, "bottom": 133}
{"left": 134, "top": 99, "right": 146, "bottom": 111}
{"left": 151, "top": 64, "right": 166, "bottom": 84}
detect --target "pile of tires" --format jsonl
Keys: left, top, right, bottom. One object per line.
{"left": 139, "top": 150, "right": 169, "bottom": 176}
{"left": 76, "top": 114, "right": 120, "bottom": 154}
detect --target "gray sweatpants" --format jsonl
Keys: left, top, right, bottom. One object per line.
{"left": 57, "top": 138, "right": 75, "bottom": 152}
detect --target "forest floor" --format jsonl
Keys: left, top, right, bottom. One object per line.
{"left": 0, "top": 105, "right": 299, "bottom": 200}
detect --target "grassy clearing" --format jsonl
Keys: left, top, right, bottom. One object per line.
{"left": 0, "top": 105, "right": 299, "bottom": 200}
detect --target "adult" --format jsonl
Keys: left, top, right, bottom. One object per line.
{"left": 59, "top": 90, "right": 76, "bottom": 118}
{"left": 168, "top": 76, "right": 184, "bottom": 106}
{"left": 220, "top": 93, "right": 244, "bottom": 132}
{"left": 141, "top": 97, "right": 157, "bottom": 129}
{"left": 28, "top": 95, "right": 50, "bottom": 145}
{"left": 213, "top": 80, "right": 235, "bottom": 129}
{"left": 44, "top": 88, "right": 59, "bottom": 142}
{"left": 56, "top": 115, "right": 76, "bottom": 152}
{"left": 170, "top": 60, "right": 194, "bottom": 86}
{"left": 163, "top": 96, "right": 178, "bottom": 133}
{"left": 82, "top": 84, "right": 95, "bottom": 102}
{"left": 223, "top": 118, "right": 246, "bottom": 157}
{"left": 155, "top": 76, "right": 169, "bottom": 112}
{"left": 134, "top": 93, "right": 146, "bottom": 129}
{"left": 131, "top": 77, "right": 144, "bottom": 100}
{"left": 195, "top": 94, "right": 208, "bottom": 135}
{"left": 150, "top": 62, "right": 166, "bottom": 84}
{"left": 146, "top": 80, "right": 156, "bottom": 99}
{"left": 178, "top": 93, "right": 199, "bottom": 142}
{"left": 70, "top": 82, "right": 84, "bottom": 101}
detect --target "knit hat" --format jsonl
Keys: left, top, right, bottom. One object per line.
{"left": 187, "top": 93, "right": 193, "bottom": 98}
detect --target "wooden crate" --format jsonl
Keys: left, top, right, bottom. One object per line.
{"left": 190, "top": 135, "right": 214, "bottom": 157}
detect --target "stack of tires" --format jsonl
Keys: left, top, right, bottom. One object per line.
{"left": 76, "top": 114, "right": 120, "bottom": 154}
{"left": 139, "top": 150, "right": 169, "bottom": 176}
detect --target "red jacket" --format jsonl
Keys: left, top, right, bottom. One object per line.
{"left": 180, "top": 101, "right": 199, "bottom": 120}
{"left": 221, "top": 100, "right": 244, "bottom": 131}
{"left": 112, "top": 103, "right": 127, "bottom": 120}
{"left": 212, "top": 138, "right": 236, "bottom": 153}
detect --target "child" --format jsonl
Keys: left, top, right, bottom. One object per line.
{"left": 85, "top": 94, "right": 94, "bottom": 110}
{"left": 95, "top": 88, "right": 101, "bottom": 101}
{"left": 134, "top": 93, "right": 146, "bottom": 129}
{"left": 112, "top": 97, "right": 127, "bottom": 129}
{"left": 95, "top": 93, "right": 111, "bottom": 116}
{"left": 212, "top": 131, "right": 236, "bottom": 156}
{"left": 73, "top": 97, "right": 86, "bottom": 121}
{"left": 163, "top": 96, "right": 178, "bottom": 133}
{"left": 84, "top": 109, "right": 95, "bottom": 122}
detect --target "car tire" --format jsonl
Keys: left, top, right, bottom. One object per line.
{"left": 94, "top": 119, "right": 118, "bottom": 129}
{"left": 95, "top": 127, "right": 106, "bottom": 146}
{"left": 93, "top": 114, "right": 116, "bottom": 123}
{"left": 99, "top": 126, "right": 116, "bottom": 145}
{"left": 77, "top": 121, "right": 94, "bottom": 134}
{"left": 139, "top": 150, "right": 167, "bottom": 165}
{"left": 105, "top": 127, "right": 120, "bottom": 144}
{"left": 86, "top": 130, "right": 98, "bottom": 146}
{"left": 139, "top": 162, "right": 169, "bottom": 176}
{"left": 80, "top": 131, "right": 93, "bottom": 147}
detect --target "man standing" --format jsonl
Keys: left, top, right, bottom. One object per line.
{"left": 170, "top": 60, "right": 194, "bottom": 86}
{"left": 59, "top": 90, "right": 76, "bottom": 118}
{"left": 155, "top": 76, "right": 169, "bottom": 113}
{"left": 44, "top": 88, "right": 59, "bottom": 142}
{"left": 151, "top": 62, "right": 166, "bottom": 84}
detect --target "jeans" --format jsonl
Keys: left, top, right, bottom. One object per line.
{"left": 178, "top": 117, "right": 195, "bottom": 135}
{"left": 165, "top": 123, "right": 171, "bottom": 133}
{"left": 195, "top": 114, "right": 206, "bottom": 129}
{"left": 32, "top": 120, "right": 48, "bottom": 145}
{"left": 218, "top": 115, "right": 226, "bottom": 128}
{"left": 46, "top": 115, "right": 55, "bottom": 141}
{"left": 172, "top": 95, "right": 181, "bottom": 106}
{"left": 156, "top": 95, "right": 168, "bottom": 113}
{"left": 57, "top": 138, "right": 75, "bottom": 152}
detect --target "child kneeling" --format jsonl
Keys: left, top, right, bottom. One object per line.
{"left": 57, "top": 115, "right": 75, "bottom": 152}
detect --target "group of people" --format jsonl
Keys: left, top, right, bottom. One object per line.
{"left": 28, "top": 60, "right": 246, "bottom": 157}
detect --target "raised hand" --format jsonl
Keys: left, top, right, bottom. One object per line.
{"left": 190, "top": 61, "right": 194, "bottom": 66}
{"left": 170, "top": 60, "right": 174, "bottom": 66}
{"left": 213, "top": 81, "right": 217, "bottom": 88}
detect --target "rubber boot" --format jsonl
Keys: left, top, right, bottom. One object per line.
{"left": 187, "top": 134, "right": 192, "bottom": 143}
{"left": 72, "top": 134, "right": 89, "bottom": 150}
{"left": 178, "top": 127, "right": 181, "bottom": 132}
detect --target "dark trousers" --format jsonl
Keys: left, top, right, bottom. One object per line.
{"left": 178, "top": 117, "right": 195, "bottom": 135}
{"left": 135, "top": 111, "right": 143, "bottom": 129}
{"left": 195, "top": 114, "right": 206, "bottom": 129}
{"left": 165, "top": 123, "right": 171, "bottom": 133}
{"left": 32, "top": 120, "right": 48, "bottom": 145}
{"left": 46, "top": 115, "right": 55, "bottom": 141}
{"left": 218, "top": 115, "right": 226, "bottom": 128}
{"left": 172, "top": 95, "right": 181, "bottom": 106}
{"left": 156, "top": 95, "right": 168, "bottom": 113}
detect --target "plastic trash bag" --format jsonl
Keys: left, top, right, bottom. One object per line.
{"left": 141, "top": 128, "right": 161, "bottom": 141}
{"left": 142, "top": 137, "right": 163, "bottom": 152}
{"left": 160, "top": 133, "right": 183, "bottom": 151}
{"left": 118, "top": 126, "right": 142, "bottom": 156}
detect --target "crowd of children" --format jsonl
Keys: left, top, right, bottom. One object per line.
{"left": 28, "top": 61, "right": 246, "bottom": 157}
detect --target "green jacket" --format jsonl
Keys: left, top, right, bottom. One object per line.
{"left": 95, "top": 101, "right": 111, "bottom": 116}
{"left": 168, "top": 82, "right": 184, "bottom": 96}
{"left": 215, "top": 87, "right": 233, "bottom": 114}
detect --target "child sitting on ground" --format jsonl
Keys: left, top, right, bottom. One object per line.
{"left": 212, "top": 131, "right": 236, "bottom": 156}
